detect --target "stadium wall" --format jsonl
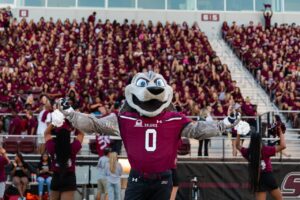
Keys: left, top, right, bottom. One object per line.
{"left": 11, "top": 8, "right": 300, "bottom": 38}
{"left": 176, "top": 161, "right": 300, "bottom": 200}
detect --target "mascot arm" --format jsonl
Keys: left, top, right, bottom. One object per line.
{"left": 58, "top": 98, "right": 120, "bottom": 135}
{"left": 62, "top": 108, "right": 120, "bottom": 135}
{"left": 181, "top": 113, "right": 241, "bottom": 139}
{"left": 181, "top": 120, "right": 226, "bottom": 140}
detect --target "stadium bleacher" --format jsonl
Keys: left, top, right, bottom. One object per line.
{"left": 0, "top": 17, "right": 256, "bottom": 135}
{"left": 223, "top": 21, "right": 300, "bottom": 128}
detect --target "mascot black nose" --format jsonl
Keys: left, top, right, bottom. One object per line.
{"left": 147, "top": 87, "right": 164, "bottom": 95}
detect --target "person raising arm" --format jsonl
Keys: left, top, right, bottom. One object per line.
{"left": 236, "top": 126, "right": 286, "bottom": 200}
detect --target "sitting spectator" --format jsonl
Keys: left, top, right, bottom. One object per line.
{"left": 0, "top": 17, "right": 247, "bottom": 117}
{"left": 11, "top": 153, "right": 29, "bottom": 200}
{"left": 105, "top": 152, "right": 123, "bottom": 200}
{"left": 223, "top": 21, "right": 299, "bottom": 127}
{"left": 0, "top": 147, "right": 9, "bottom": 200}
{"left": 37, "top": 152, "right": 52, "bottom": 200}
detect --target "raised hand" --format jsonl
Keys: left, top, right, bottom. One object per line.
{"left": 223, "top": 112, "right": 241, "bottom": 128}
{"left": 58, "top": 98, "right": 70, "bottom": 110}
{"left": 57, "top": 98, "right": 74, "bottom": 116}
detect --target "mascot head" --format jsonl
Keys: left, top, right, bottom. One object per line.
{"left": 125, "top": 71, "right": 173, "bottom": 117}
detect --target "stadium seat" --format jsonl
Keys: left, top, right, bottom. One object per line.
{"left": 19, "top": 137, "right": 36, "bottom": 154}
{"left": 3, "top": 137, "right": 19, "bottom": 154}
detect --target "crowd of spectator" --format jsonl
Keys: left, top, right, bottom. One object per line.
{"left": 0, "top": 15, "right": 256, "bottom": 135}
{"left": 222, "top": 21, "right": 300, "bottom": 128}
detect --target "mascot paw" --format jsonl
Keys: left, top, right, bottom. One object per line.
{"left": 59, "top": 98, "right": 71, "bottom": 109}
{"left": 234, "top": 120, "right": 250, "bottom": 136}
{"left": 51, "top": 109, "right": 65, "bottom": 127}
{"left": 223, "top": 112, "right": 241, "bottom": 128}
{"left": 57, "top": 98, "right": 74, "bottom": 116}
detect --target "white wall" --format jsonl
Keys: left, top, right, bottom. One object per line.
{"left": 10, "top": 8, "right": 300, "bottom": 38}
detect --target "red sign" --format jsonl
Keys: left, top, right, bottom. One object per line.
{"left": 19, "top": 9, "right": 29, "bottom": 17}
{"left": 201, "top": 13, "right": 219, "bottom": 22}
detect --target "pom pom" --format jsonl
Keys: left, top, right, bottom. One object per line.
{"left": 235, "top": 120, "right": 250, "bottom": 136}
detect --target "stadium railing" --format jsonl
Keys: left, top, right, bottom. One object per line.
{"left": 0, "top": 110, "right": 299, "bottom": 159}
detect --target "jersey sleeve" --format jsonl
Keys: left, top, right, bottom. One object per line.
{"left": 178, "top": 112, "right": 192, "bottom": 127}
{"left": 72, "top": 139, "right": 82, "bottom": 155}
{"left": 263, "top": 146, "right": 276, "bottom": 157}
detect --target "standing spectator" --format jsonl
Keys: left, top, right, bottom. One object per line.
{"left": 96, "top": 148, "right": 111, "bottom": 200}
{"left": 37, "top": 152, "right": 52, "bottom": 200}
{"left": 37, "top": 103, "right": 52, "bottom": 153}
{"left": 11, "top": 153, "right": 30, "bottom": 200}
{"left": 0, "top": 147, "right": 9, "bottom": 200}
{"left": 8, "top": 110, "right": 22, "bottom": 135}
{"left": 44, "top": 122, "right": 84, "bottom": 200}
{"left": 26, "top": 111, "right": 38, "bottom": 135}
{"left": 198, "top": 106, "right": 213, "bottom": 157}
{"left": 3, "top": 7, "right": 12, "bottom": 32}
{"left": 88, "top": 12, "right": 97, "bottom": 24}
{"left": 242, "top": 97, "right": 257, "bottom": 128}
{"left": 105, "top": 152, "right": 123, "bottom": 200}
{"left": 263, "top": 5, "right": 273, "bottom": 30}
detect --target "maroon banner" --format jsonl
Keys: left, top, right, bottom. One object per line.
{"left": 176, "top": 161, "right": 300, "bottom": 200}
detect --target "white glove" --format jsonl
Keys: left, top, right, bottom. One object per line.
{"left": 57, "top": 98, "right": 74, "bottom": 116}
{"left": 51, "top": 109, "right": 65, "bottom": 127}
{"left": 234, "top": 120, "right": 250, "bottom": 136}
{"left": 223, "top": 112, "right": 241, "bottom": 128}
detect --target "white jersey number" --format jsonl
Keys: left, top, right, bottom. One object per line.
{"left": 145, "top": 129, "right": 157, "bottom": 152}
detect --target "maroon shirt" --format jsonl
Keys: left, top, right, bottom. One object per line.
{"left": 0, "top": 156, "right": 9, "bottom": 182}
{"left": 27, "top": 117, "right": 38, "bottom": 135}
{"left": 118, "top": 111, "right": 191, "bottom": 173}
{"left": 8, "top": 116, "right": 22, "bottom": 135}
{"left": 241, "top": 146, "right": 276, "bottom": 172}
{"left": 46, "top": 139, "right": 82, "bottom": 173}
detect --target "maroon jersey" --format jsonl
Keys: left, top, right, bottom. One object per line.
{"left": 241, "top": 146, "right": 276, "bottom": 172}
{"left": 118, "top": 111, "right": 191, "bottom": 173}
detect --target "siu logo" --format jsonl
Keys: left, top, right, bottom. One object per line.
{"left": 134, "top": 120, "right": 143, "bottom": 127}
{"left": 281, "top": 172, "right": 300, "bottom": 198}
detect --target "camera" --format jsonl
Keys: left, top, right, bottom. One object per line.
{"left": 268, "top": 115, "right": 286, "bottom": 137}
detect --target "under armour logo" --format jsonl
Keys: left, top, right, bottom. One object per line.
{"left": 132, "top": 178, "right": 138, "bottom": 182}
{"left": 157, "top": 120, "right": 162, "bottom": 123}
{"left": 161, "top": 180, "right": 168, "bottom": 184}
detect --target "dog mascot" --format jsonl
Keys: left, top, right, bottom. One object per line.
{"left": 58, "top": 71, "right": 240, "bottom": 200}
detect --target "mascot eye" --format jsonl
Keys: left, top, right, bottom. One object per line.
{"left": 136, "top": 78, "right": 148, "bottom": 87}
{"left": 155, "top": 79, "right": 165, "bottom": 87}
